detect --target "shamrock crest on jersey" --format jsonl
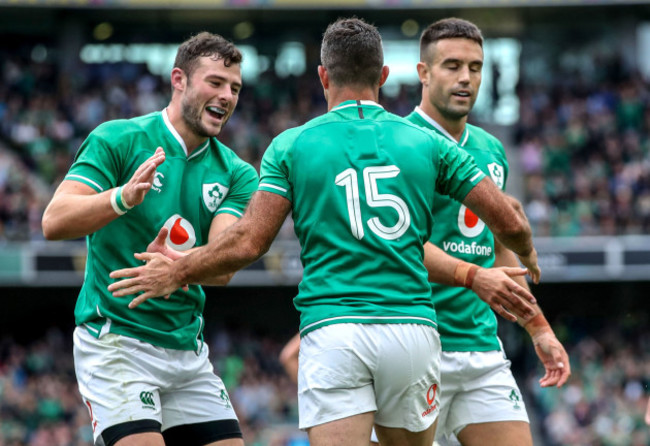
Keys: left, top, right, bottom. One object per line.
{"left": 487, "top": 163, "right": 505, "bottom": 189}
{"left": 203, "top": 182, "right": 229, "bottom": 212}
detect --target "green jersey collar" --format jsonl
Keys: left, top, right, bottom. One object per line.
{"left": 413, "top": 106, "right": 469, "bottom": 147}
{"left": 331, "top": 100, "right": 384, "bottom": 112}
{"left": 161, "top": 108, "right": 210, "bottom": 159}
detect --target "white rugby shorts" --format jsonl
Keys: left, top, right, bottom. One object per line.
{"left": 435, "top": 347, "right": 529, "bottom": 441}
{"left": 298, "top": 323, "right": 441, "bottom": 433}
{"left": 73, "top": 326, "right": 238, "bottom": 443}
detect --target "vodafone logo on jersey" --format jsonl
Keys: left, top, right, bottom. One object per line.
{"left": 162, "top": 214, "right": 196, "bottom": 251}
{"left": 457, "top": 204, "right": 485, "bottom": 238}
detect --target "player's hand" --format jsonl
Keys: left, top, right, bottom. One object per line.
{"left": 146, "top": 227, "right": 189, "bottom": 291}
{"left": 108, "top": 252, "right": 183, "bottom": 308}
{"left": 121, "top": 147, "right": 165, "bottom": 207}
{"left": 532, "top": 330, "right": 571, "bottom": 388}
{"left": 471, "top": 267, "right": 536, "bottom": 322}
{"left": 517, "top": 247, "right": 541, "bottom": 284}
{"left": 147, "top": 227, "right": 171, "bottom": 256}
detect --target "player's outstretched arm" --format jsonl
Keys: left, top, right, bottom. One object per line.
{"left": 42, "top": 147, "right": 165, "bottom": 240}
{"left": 108, "top": 191, "right": 291, "bottom": 308}
{"left": 461, "top": 178, "right": 541, "bottom": 283}
{"left": 147, "top": 213, "right": 240, "bottom": 286}
{"left": 279, "top": 333, "right": 300, "bottom": 384}
{"left": 424, "top": 242, "right": 536, "bottom": 322}
{"left": 495, "top": 240, "right": 571, "bottom": 388}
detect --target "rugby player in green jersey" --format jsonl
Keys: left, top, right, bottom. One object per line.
{"left": 42, "top": 33, "right": 257, "bottom": 446}
{"left": 402, "top": 18, "right": 570, "bottom": 446}
{"left": 109, "top": 18, "right": 541, "bottom": 446}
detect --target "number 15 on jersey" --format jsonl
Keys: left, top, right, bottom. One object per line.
{"left": 335, "top": 165, "right": 411, "bottom": 241}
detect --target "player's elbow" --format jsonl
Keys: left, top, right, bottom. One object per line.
{"left": 493, "top": 213, "right": 531, "bottom": 243}
{"left": 41, "top": 214, "right": 65, "bottom": 241}
{"left": 239, "top": 234, "right": 270, "bottom": 262}
{"left": 279, "top": 346, "right": 294, "bottom": 367}
{"left": 212, "top": 272, "right": 235, "bottom": 286}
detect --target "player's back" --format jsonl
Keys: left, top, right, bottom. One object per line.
{"left": 261, "top": 100, "right": 484, "bottom": 336}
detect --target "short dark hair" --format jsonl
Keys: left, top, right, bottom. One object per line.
{"left": 174, "top": 32, "right": 242, "bottom": 78}
{"left": 420, "top": 18, "right": 483, "bottom": 63}
{"left": 320, "top": 17, "right": 384, "bottom": 88}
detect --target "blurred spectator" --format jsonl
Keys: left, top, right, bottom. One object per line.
{"left": 526, "top": 317, "right": 649, "bottom": 446}
{"left": 0, "top": 328, "right": 300, "bottom": 445}
{"left": 516, "top": 68, "right": 650, "bottom": 237}
{"left": 4, "top": 44, "right": 650, "bottom": 239}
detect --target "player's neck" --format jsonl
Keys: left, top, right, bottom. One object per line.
{"left": 165, "top": 105, "right": 208, "bottom": 155}
{"left": 326, "top": 86, "right": 379, "bottom": 111}
{"left": 418, "top": 101, "right": 467, "bottom": 143}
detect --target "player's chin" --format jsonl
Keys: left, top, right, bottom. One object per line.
{"left": 202, "top": 120, "right": 224, "bottom": 137}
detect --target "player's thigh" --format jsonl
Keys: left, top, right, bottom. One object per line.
{"left": 297, "top": 324, "right": 376, "bottom": 430}
{"left": 114, "top": 432, "right": 165, "bottom": 446}
{"left": 160, "top": 345, "right": 242, "bottom": 446}
{"left": 374, "top": 419, "right": 437, "bottom": 446}
{"left": 308, "top": 411, "right": 375, "bottom": 446}
{"left": 456, "top": 421, "right": 532, "bottom": 446}
{"left": 373, "top": 324, "right": 441, "bottom": 433}
{"left": 114, "top": 433, "right": 243, "bottom": 446}
{"left": 438, "top": 350, "right": 529, "bottom": 441}
{"left": 73, "top": 327, "right": 166, "bottom": 446}
{"left": 434, "top": 351, "right": 468, "bottom": 440}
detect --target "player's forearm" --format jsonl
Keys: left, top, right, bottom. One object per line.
{"left": 164, "top": 246, "right": 234, "bottom": 285}
{"left": 42, "top": 190, "right": 121, "bottom": 240}
{"left": 173, "top": 220, "right": 268, "bottom": 286}
{"left": 495, "top": 206, "right": 534, "bottom": 257}
{"left": 494, "top": 242, "right": 541, "bottom": 327}
{"left": 172, "top": 191, "right": 289, "bottom": 286}
{"left": 463, "top": 182, "right": 534, "bottom": 257}
{"left": 423, "top": 242, "right": 459, "bottom": 285}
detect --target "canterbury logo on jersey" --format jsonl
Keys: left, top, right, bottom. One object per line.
{"left": 203, "top": 182, "right": 229, "bottom": 212}
{"left": 163, "top": 214, "right": 196, "bottom": 251}
{"left": 140, "top": 391, "right": 156, "bottom": 409}
{"left": 152, "top": 172, "right": 164, "bottom": 192}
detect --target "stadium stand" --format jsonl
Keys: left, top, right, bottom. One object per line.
{"left": 1, "top": 316, "right": 647, "bottom": 445}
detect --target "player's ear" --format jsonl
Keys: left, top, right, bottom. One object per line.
{"left": 416, "top": 62, "right": 429, "bottom": 86}
{"left": 170, "top": 67, "right": 186, "bottom": 92}
{"left": 378, "top": 65, "right": 389, "bottom": 87}
{"left": 318, "top": 65, "right": 329, "bottom": 90}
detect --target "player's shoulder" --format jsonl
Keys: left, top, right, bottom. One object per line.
{"left": 91, "top": 112, "right": 161, "bottom": 140}
{"left": 211, "top": 139, "right": 257, "bottom": 175}
{"left": 382, "top": 110, "right": 448, "bottom": 145}
{"left": 466, "top": 123, "right": 505, "bottom": 149}
{"left": 268, "top": 114, "right": 332, "bottom": 151}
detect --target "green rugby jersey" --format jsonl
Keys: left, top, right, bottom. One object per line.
{"left": 66, "top": 110, "right": 258, "bottom": 351}
{"left": 259, "top": 100, "right": 486, "bottom": 337}
{"left": 406, "top": 106, "right": 509, "bottom": 352}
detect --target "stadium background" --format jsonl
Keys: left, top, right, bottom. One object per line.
{"left": 0, "top": 0, "right": 649, "bottom": 445}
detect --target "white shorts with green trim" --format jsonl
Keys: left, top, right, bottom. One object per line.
{"left": 298, "top": 323, "right": 441, "bottom": 432}
{"left": 435, "top": 347, "right": 529, "bottom": 441}
{"left": 73, "top": 326, "right": 238, "bottom": 443}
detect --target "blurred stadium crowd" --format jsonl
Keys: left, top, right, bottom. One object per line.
{"left": 2, "top": 49, "right": 650, "bottom": 241}
{"left": 0, "top": 328, "right": 305, "bottom": 446}
{"left": 0, "top": 317, "right": 648, "bottom": 446}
